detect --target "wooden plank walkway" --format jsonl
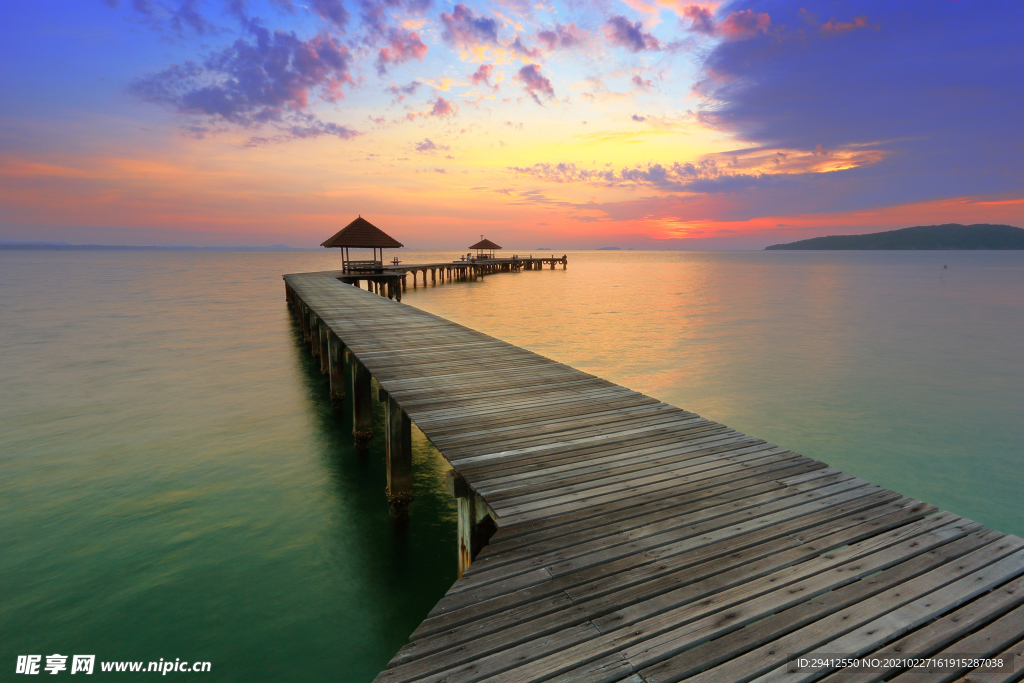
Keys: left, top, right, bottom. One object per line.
{"left": 283, "top": 270, "right": 1024, "bottom": 683}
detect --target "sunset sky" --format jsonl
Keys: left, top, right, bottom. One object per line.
{"left": 1, "top": 0, "right": 1021, "bottom": 248}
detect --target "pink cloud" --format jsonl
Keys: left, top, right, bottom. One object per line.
{"left": 515, "top": 64, "right": 555, "bottom": 105}
{"left": 631, "top": 74, "right": 653, "bottom": 89}
{"left": 682, "top": 5, "right": 715, "bottom": 35}
{"left": 375, "top": 29, "right": 428, "bottom": 75}
{"left": 718, "top": 9, "right": 770, "bottom": 39}
{"left": 821, "top": 15, "right": 875, "bottom": 34}
{"left": 430, "top": 96, "right": 458, "bottom": 116}
{"left": 469, "top": 63, "right": 496, "bottom": 87}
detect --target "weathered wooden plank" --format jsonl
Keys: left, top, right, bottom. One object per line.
{"left": 385, "top": 505, "right": 941, "bottom": 678}
{"left": 465, "top": 474, "right": 864, "bottom": 577}
{"left": 818, "top": 575, "right": 1024, "bottom": 683}
{"left": 426, "top": 519, "right": 986, "bottom": 683}
{"left": 678, "top": 536, "right": 1024, "bottom": 683}
{"left": 638, "top": 530, "right": 1000, "bottom": 683}
{"left": 454, "top": 481, "right": 885, "bottom": 594}
{"left": 416, "top": 496, "right": 920, "bottom": 637}
{"left": 883, "top": 600, "right": 1024, "bottom": 683}
{"left": 952, "top": 636, "right": 1024, "bottom": 683}
{"left": 477, "top": 464, "right": 838, "bottom": 561}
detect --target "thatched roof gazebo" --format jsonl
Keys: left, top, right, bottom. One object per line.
{"left": 469, "top": 236, "right": 501, "bottom": 260}
{"left": 322, "top": 216, "right": 404, "bottom": 272}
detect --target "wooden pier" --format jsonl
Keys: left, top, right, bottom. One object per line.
{"left": 283, "top": 270, "right": 1024, "bottom": 683}
{"left": 333, "top": 256, "right": 568, "bottom": 302}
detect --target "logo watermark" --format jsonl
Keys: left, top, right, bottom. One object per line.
{"left": 16, "top": 656, "right": 210, "bottom": 675}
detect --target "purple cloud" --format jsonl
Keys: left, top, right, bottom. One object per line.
{"left": 111, "top": 0, "right": 216, "bottom": 35}
{"left": 690, "top": 0, "right": 1024, "bottom": 213}
{"left": 358, "top": 0, "right": 431, "bottom": 38}
{"left": 440, "top": 4, "right": 499, "bottom": 47}
{"left": 310, "top": 0, "right": 349, "bottom": 30}
{"left": 129, "top": 22, "right": 356, "bottom": 138}
{"left": 510, "top": 159, "right": 726, "bottom": 191}
{"left": 537, "top": 23, "right": 583, "bottom": 51}
{"left": 386, "top": 80, "right": 421, "bottom": 102}
{"left": 631, "top": 114, "right": 645, "bottom": 122}
{"left": 416, "top": 138, "right": 449, "bottom": 151}
{"left": 510, "top": 35, "right": 541, "bottom": 58}
{"left": 604, "top": 15, "right": 659, "bottom": 52}
{"left": 515, "top": 63, "right": 554, "bottom": 105}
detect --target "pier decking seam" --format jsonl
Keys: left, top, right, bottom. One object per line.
{"left": 283, "top": 270, "right": 1024, "bottom": 683}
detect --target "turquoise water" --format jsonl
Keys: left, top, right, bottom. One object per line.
{"left": 1, "top": 249, "right": 1022, "bottom": 680}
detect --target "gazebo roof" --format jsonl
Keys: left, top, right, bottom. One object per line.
{"left": 469, "top": 238, "right": 502, "bottom": 250}
{"left": 321, "top": 216, "right": 404, "bottom": 249}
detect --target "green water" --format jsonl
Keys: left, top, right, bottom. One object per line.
{"left": 1, "top": 249, "right": 1022, "bottom": 680}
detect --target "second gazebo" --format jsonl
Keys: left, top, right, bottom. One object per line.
{"left": 469, "top": 236, "right": 501, "bottom": 260}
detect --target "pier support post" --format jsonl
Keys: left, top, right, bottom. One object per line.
{"left": 328, "top": 333, "right": 345, "bottom": 404}
{"left": 300, "top": 303, "right": 311, "bottom": 341}
{"left": 350, "top": 353, "right": 373, "bottom": 445}
{"left": 385, "top": 394, "right": 413, "bottom": 514}
{"left": 311, "top": 314, "right": 322, "bottom": 358}
{"left": 445, "top": 470, "right": 496, "bottom": 578}
{"left": 318, "top": 322, "right": 330, "bottom": 374}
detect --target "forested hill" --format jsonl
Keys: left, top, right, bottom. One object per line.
{"left": 765, "top": 223, "right": 1024, "bottom": 250}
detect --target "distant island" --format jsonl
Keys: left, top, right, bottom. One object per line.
{"left": 596, "top": 246, "right": 621, "bottom": 250}
{"left": 765, "top": 223, "right": 1024, "bottom": 250}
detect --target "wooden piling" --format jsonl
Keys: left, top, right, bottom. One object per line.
{"left": 328, "top": 332, "right": 344, "bottom": 404}
{"left": 300, "top": 303, "right": 311, "bottom": 341}
{"left": 318, "top": 322, "right": 329, "bottom": 374}
{"left": 350, "top": 352, "right": 373, "bottom": 445}
{"left": 385, "top": 394, "right": 413, "bottom": 514}
{"left": 445, "top": 470, "right": 495, "bottom": 578}
{"left": 310, "top": 313, "right": 322, "bottom": 357}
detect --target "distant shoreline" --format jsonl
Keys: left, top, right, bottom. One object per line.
{"left": 0, "top": 243, "right": 314, "bottom": 251}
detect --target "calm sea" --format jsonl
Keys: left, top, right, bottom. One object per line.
{"left": 2, "top": 249, "right": 1021, "bottom": 681}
